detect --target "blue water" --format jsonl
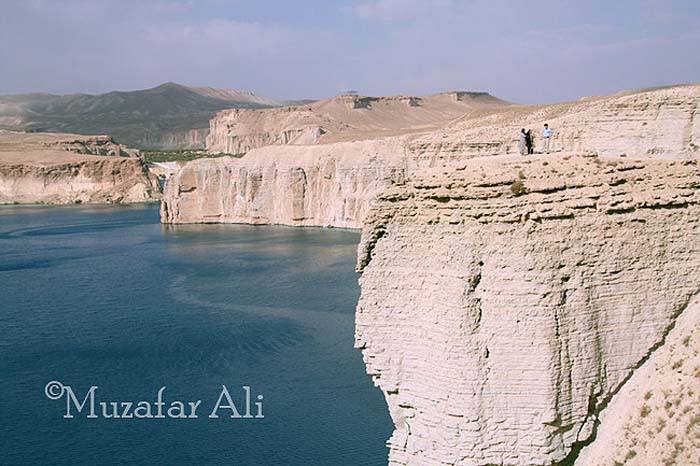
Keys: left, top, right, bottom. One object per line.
{"left": 0, "top": 204, "right": 392, "bottom": 466}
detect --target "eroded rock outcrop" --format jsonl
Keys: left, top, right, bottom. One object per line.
{"left": 163, "top": 85, "right": 699, "bottom": 227}
{"left": 140, "top": 128, "right": 210, "bottom": 150}
{"left": 0, "top": 131, "right": 159, "bottom": 204}
{"left": 160, "top": 139, "right": 408, "bottom": 227}
{"left": 576, "top": 293, "right": 700, "bottom": 466}
{"left": 355, "top": 155, "right": 700, "bottom": 465}
{"left": 410, "top": 85, "right": 700, "bottom": 160}
{"left": 205, "top": 91, "right": 509, "bottom": 154}
{"left": 156, "top": 85, "right": 700, "bottom": 463}
{"left": 44, "top": 134, "right": 139, "bottom": 157}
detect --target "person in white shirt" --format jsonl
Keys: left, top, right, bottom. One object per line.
{"left": 542, "top": 123, "right": 554, "bottom": 153}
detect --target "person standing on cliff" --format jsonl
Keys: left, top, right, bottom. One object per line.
{"left": 542, "top": 123, "right": 554, "bottom": 153}
{"left": 526, "top": 129, "right": 534, "bottom": 154}
{"left": 519, "top": 129, "right": 528, "bottom": 155}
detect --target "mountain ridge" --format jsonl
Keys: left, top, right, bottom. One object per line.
{"left": 0, "top": 82, "right": 284, "bottom": 149}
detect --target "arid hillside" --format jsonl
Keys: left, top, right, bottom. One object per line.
{"left": 206, "top": 91, "right": 510, "bottom": 154}
{"left": 0, "top": 83, "right": 282, "bottom": 149}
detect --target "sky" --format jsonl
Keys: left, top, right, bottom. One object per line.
{"left": 1, "top": 0, "right": 699, "bottom": 103}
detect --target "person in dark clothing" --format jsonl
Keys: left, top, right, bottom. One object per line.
{"left": 526, "top": 129, "right": 534, "bottom": 154}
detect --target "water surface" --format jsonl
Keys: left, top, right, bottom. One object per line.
{"left": 0, "top": 204, "right": 391, "bottom": 466}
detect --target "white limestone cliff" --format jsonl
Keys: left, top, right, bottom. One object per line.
{"left": 141, "top": 128, "right": 210, "bottom": 150}
{"left": 409, "top": 85, "right": 700, "bottom": 160}
{"left": 162, "top": 85, "right": 699, "bottom": 227}
{"left": 160, "top": 139, "right": 407, "bottom": 227}
{"left": 576, "top": 293, "right": 700, "bottom": 466}
{"left": 355, "top": 155, "right": 700, "bottom": 465}
{"left": 157, "top": 84, "right": 700, "bottom": 464}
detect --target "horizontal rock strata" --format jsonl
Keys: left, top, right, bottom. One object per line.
{"left": 163, "top": 85, "right": 699, "bottom": 228}
{"left": 0, "top": 158, "right": 158, "bottom": 204}
{"left": 0, "top": 131, "right": 159, "bottom": 204}
{"left": 205, "top": 92, "right": 509, "bottom": 154}
{"left": 141, "top": 128, "right": 210, "bottom": 150}
{"left": 355, "top": 155, "right": 700, "bottom": 465}
{"left": 410, "top": 85, "right": 700, "bottom": 159}
{"left": 44, "top": 134, "right": 139, "bottom": 157}
{"left": 160, "top": 139, "right": 408, "bottom": 227}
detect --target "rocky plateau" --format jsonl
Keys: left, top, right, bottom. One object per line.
{"left": 0, "top": 131, "right": 159, "bottom": 204}
{"left": 163, "top": 85, "right": 700, "bottom": 228}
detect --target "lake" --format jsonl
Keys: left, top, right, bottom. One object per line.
{"left": 0, "top": 204, "right": 392, "bottom": 466}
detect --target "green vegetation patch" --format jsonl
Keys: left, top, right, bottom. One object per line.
{"left": 510, "top": 180, "right": 527, "bottom": 196}
{"left": 141, "top": 149, "right": 243, "bottom": 163}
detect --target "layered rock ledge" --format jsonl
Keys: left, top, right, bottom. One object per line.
{"left": 355, "top": 155, "right": 700, "bottom": 465}
{"left": 0, "top": 131, "right": 159, "bottom": 204}
{"left": 162, "top": 85, "right": 699, "bottom": 227}
{"left": 205, "top": 91, "right": 509, "bottom": 154}
{"left": 160, "top": 139, "right": 408, "bottom": 227}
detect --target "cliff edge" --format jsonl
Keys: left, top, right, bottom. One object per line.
{"left": 355, "top": 154, "right": 700, "bottom": 465}
{"left": 162, "top": 85, "right": 699, "bottom": 227}
{"left": 0, "top": 131, "right": 159, "bottom": 204}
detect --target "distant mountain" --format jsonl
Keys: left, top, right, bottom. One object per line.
{"left": 0, "top": 82, "right": 287, "bottom": 149}
{"left": 187, "top": 85, "right": 282, "bottom": 107}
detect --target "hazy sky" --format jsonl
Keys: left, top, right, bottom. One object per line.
{"left": 1, "top": 0, "right": 699, "bottom": 103}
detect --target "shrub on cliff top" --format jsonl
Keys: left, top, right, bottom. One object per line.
{"left": 510, "top": 180, "right": 526, "bottom": 196}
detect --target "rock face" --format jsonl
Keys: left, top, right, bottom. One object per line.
{"left": 140, "top": 128, "right": 210, "bottom": 150}
{"left": 157, "top": 85, "right": 700, "bottom": 463}
{"left": 160, "top": 139, "right": 408, "bottom": 227}
{"left": 355, "top": 155, "right": 700, "bottom": 465}
{"left": 576, "top": 293, "right": 700, "bottom": 466}
{"left": 410, "top": 85, "right": 700, "bottom": 160}
{"left": 0, "top": 131, "right": 159, "bottom": 204}
{"left": 206, "top": 108, "right": 325, "bottom": 154}
{"left": 43, "top": 134, "right": 139, "bottom": 157}
{"left": 163, "top": 85, "right": 699, "bottom": 227}
{"left": 205, "top": 92, "right": 509, "bottom": 154}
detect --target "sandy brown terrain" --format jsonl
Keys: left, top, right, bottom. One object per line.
{"left": 0, "top": 82, "right": 282, "bottom": 149}
{"left": 206, "top": 91, "right": 510, "bottom": 153}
